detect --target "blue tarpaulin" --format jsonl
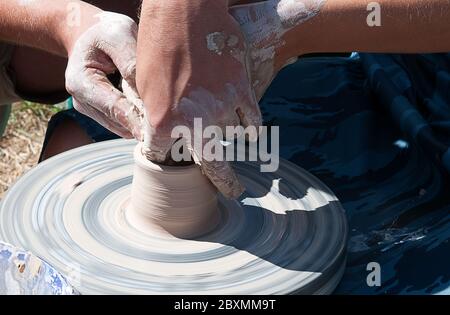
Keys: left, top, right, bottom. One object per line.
{"left": 261, "top": 53, "right": 450, "bottom": 294}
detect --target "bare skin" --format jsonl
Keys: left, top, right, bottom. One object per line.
{"left": 0, "top": 0, "right": 142, "bottom": 139}
{"left": 9, "top": 0, "right": 141, "bottom": 105}
{"left": 137, "top": 0, "right": 263, "bottom": 198}
{"left": 7, "top": 0, "right": 450, "bottom": 106}
{"left": 10, "top": 0, "right": 144, "bottom": 161}
{"left": 228, "top": 0, "right": 450, "bottom": 100}
{"left": 2, "top": 0, "right": 450, "bottom": 193}
{"left": 285, "top": 0, "right": 450, "bottom": 55}
{"left": 40, "top": 118, "right": 93, "bottom": 161}
{"left": 136, "top": 0, "right": 450, "bottom": 198}
{"left": 0, "top": 1, "right": 101, "bottom": 56}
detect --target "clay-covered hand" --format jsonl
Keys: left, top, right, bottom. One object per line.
{"left": 136, "top": 0, "right": 262, "bottom": 199}
{"left": 65, "top": 12, "right": 143, "bottom": 140}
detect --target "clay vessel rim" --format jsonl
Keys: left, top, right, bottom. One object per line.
{"left": 134, "top": 144, "right": 199, "bottom": 174}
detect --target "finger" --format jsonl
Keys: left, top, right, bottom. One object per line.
{"left": 121, "top": 79, "right": 144, "bottom": 113}
{"left": 118, "top": 85, "right": 141, "bottom": 138}
{"left": 221, "top": 113, "right": 243, "bottom": 141}
{"left": 89, "top": 14, "right": 142, "bottom": 140}
{"left": 113, "top": 93, "right": 143, "bottom": 141}
{"left": 72, "top": 97, "right": 133, "bottom": 138}
{"left": 237, "top": 90, "right": 262, "bottom": 142}
{"left": 142, "top": 119, "right": 177, "bottom": 162}
{"left": 72, "top": 97, "right": 133, "bottom": 139}
{"left": 188, "top": 137, "right": 245, "bottom": 199}
{"left": 121, "top": 79, "right": 144, "bottom": 141}
{"left": 67, "top": 69, "right": 142, "bottom": 140}
{"left": 218, "top": 83, "right": 248, "bottom": 141}
{"left": 98, "top": 15, "right": 139, "bottom": 90}
{"left": 201, "top": 158, "right": 245, "bottom": 199}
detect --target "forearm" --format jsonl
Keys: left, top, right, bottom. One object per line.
{"left": 0, "top": 0, "right": 101, "bottom": 56}
{"left": 138, "top": 0, "right": 229, "bottom": 45}
{"left": 229, "top": 0, "right": 450, "bottom": 86}
{"left": 277, "top": 0, "right": 450, "bottom": 59}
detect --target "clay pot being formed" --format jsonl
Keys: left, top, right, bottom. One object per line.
{"left": 128, "top": 144, "right": 219, "bottom": 238}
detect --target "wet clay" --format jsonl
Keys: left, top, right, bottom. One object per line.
{"left": 0, "top": 140, "right": 348, "bottom": 294}
{"left": 129, "top": 144, "right": 219, "bottom": 238}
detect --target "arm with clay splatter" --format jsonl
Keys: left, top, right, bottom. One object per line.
{"left": 0, "top": 0, "right": 142, "bottom": 139}
{"left": 230, "top": 0, "right": 450, "bottom": 99}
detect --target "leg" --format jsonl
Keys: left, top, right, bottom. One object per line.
{"left": 10, "top": 47, "right": 69, "bottom": 104}
{"left": 40, "top": 117, "right": 93, "bottom": 161}
{"left": 39, "top": 108, "right": 121, "bottom": 162}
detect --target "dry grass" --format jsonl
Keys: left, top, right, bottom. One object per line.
{"left": 0, "top": 102, "right": 60, "bottom": 198}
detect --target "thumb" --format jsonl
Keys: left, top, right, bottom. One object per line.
{"left": 189, "top": 137, "right": 245, "bottom": 199}
{"left": 237, "top": 90, "right": 262, "bottom": 142}
{"left": 200, "top": 158, "right": 245, "bottom": 199}
{"left": 122, "top": 79, "right": 144, "bottom": 141}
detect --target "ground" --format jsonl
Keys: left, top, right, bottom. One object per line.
{"left": 0, "top": 102, "right": 60, "bottom": 198}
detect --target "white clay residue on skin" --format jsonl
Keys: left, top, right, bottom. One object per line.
{"left": 144, "top": 1, "right": 326, "bottom": 193}
{"left": 174, "top": 86, "right": 245, "bottom": 198}
{"left": 230, "top": 0, "right": 327, "bottom": 99}
{"left": 142, "top": 85, "right": 246, "bottom": 198}
{"left": 176, "top": 85, "right": 241, "bottom": 130}
{"left": 227, "top": 35, "right": 239, "bottom": 47}
{"left": 276, "top": 0, "right": 327, "bottom": 28}
{"left": 65, "top": 12, "right": 141, "bottom": 139}
{"left": 206, "top": 32, "right": 242, "bottom": 57}
{"left": 206, "top": 32, "right": 227, "bottom": 55}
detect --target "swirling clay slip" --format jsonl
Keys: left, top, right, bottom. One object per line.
{"left": 0, "top": 139, "right": 348, "bottom": 294}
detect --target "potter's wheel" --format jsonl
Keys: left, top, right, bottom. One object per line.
{"left": 0, "top": 139, "right": 347, "bottom": 294}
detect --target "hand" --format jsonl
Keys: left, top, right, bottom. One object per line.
{"left": 136, "top": 0, "right": 262, "bottom": 198}
{"left": 65, "top": 12, "right": 143, "bottom": 140}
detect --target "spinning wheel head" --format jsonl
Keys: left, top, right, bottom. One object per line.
{"left": 0, "top": 139, "right": 348, "bottom": 294}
